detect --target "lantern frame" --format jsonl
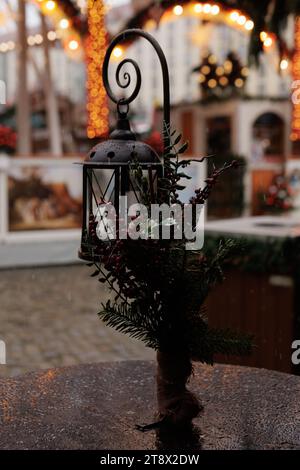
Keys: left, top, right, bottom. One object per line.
{"left": 79, "top": 29, "right": 171, "bottom": 262}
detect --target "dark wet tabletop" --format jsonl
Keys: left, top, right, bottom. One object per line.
{"left": 0, "top": 361, "right": 300, "bottom": 450}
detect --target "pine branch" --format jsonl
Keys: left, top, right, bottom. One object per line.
{"left": 98, "top": 300, "right": 160, "bottom": 349}
{"left": 204, "top": 239, "right": 240, "bottom": 288}
{"left": 160, "top": 123, "right": 192, "bottom": 203}
{"left": 189, "top": 324, "right": 253, "bottom": 365}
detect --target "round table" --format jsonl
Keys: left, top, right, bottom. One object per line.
{"left": 0, "top": 361, "right": 299, "bottom": 449}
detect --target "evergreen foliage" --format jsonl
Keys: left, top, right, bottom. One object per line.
{"left": 89, "top": 125, "right": 253, "bottom": 364}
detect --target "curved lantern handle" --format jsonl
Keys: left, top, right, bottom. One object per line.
{"left": 102, "top": 29, "right": 171, "bottom": 156}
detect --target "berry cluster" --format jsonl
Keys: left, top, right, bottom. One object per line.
{"left": 190, "top": 160, "right": 240, "bottom": 205}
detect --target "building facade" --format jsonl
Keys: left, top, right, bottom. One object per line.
{"left": 113, "top": 10, "right": 292, "bottom": 129}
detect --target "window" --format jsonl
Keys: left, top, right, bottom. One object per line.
{"left": 252, "top": 112, "right": 284, "bottom": 161}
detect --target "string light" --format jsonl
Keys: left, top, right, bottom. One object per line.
{"left": 0, "top": 2, "right": 84, "bottom": 64}
{"left": 260, "top": 31, "right": 268, "bottom": 41}
{"left": 263, "top": 36, "right": 273, "bottom": 48}
{"left": 245, "top": 20, "right": 254, "bottom": 31}
{"left": 224, "top": 59, "right": 233, "bottom": 73}
{"left": 173, "top": 5, "right": 183, "bottom": 16}
{"left": 226, "top": 9, "right": 254, "bottom": 32}
{"left": 196, "top": 52, "right": 247, "bottom": 94}
{"left": 230, "top": 11, "right": 239, "bottom": 22}
{"left": 194, "top": 3, "right": 203, "bottom": 13}
{"left": 27, "top": 36, "right": 36, "bottom": 46}
{"left": 141, "top": 3, "right": 257, "bottom": 36}
{"left": 47, "top": 31, "right": 57, "bottom": 41}
{"left": 0, "top": 30, "right": 59, "bottom": 52}
{"left": 260, "top": 30, "right": 275, "bottom": 50}
{"left": 45, "top": 0, "right": 56, "bottom": 11}
{"left": 0, "top": 43, "right": 8, "bottom": 52}
{"left": 6, "top": 41, "right": 15, "bottom": 50}
{"left": 59, "top": 18, "right": 69, "bottom": 30}
{"left": 201, "top": 65, "right": 211, "bottom": 74}
{"left": 35, "top": 34, "right": 43, "bottom": 45}
{"left": 234, "top": 78, "right": 244, "bottom": 87}
{"left": 237, "top": 15, "right": 246, "bottom": 26}
{"left": 86, "top": 0, "right": 109, "bottom": 138}
{"left": 219, "top": 76, "right": 228, "bottom": 86}
{"left": 203, "top": 3, "right": 212, "bottom": 14}
{"left": 32, "top": 1, "right": 83, "bottom": 59}
{"left": 291, "top": 17, "right": 300, "bottom": 141}
{"left": 211, "top": 5, "right": 220, "bottom": 15}
{"left": 113, "top": 47, "right": 123, "bottom": 58}
{"left": 280, "top": 58, "right": 289, "bottom": 71}
{"left": 208, "top": 78, "right": 217, "bottom": 88}
{"left": 68, "top": 39, "right": 79, "bottom": 50}
{"left": 0, "top": 23, "right": 80, "bottom": 57}
{"left": 208, "top": 54, "right": 217, "bottom": 64}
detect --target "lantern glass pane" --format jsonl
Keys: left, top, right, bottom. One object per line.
{"left": 89, "top": 169, "right": 115, "bottom": 205}
{"left": 86, "top": 168, "right": 117, "bottom": 242}
{"left": 84, "top": 164, "right": 162, "bottom": 246}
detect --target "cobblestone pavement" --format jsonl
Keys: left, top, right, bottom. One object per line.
{"left": 0, "top": 264, "right": 154, "bottom": 377}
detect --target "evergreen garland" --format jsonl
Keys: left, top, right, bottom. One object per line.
{"left": 204, "top": 233, "right": 300, "bottom": 275}
{"left": 124, "top": 1, "right": 300, "bottom": 62}
{"left": 192, "top": 52, "right": 248, "bottom": 99}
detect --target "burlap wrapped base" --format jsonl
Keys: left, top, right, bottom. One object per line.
{"left": 156, "top": 350, "right": 202, "bottom": 427}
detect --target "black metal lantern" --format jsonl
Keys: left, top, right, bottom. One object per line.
{"left": 79, "top": 29, "right": 171, "bottom": 262}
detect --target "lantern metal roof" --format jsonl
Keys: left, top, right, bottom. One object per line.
{"left": 84, "top": 114, "right": 161, "bottom": 167}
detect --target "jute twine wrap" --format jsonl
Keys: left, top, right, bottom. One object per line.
{"left": 156, "top": 350, "right": 201, "bottom": 426}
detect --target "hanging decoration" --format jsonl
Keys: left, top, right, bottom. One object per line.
{"left": 151, "top": 2, "right": 254, "bottom": 32}
{"left": 86, "top": 0, "right": 109, "bottom": 139}
{"left": 192, "top": 51, "right": 248, "bottom": 99}
{"left": 122, "top": 1, "right": 300, "bottom": 140}
{"left": 123, "top": 1, "right": 300, "bottom": 64}
{"left": 125, "top": 2, "right": 256, "bottom": 37}
{"left": 39, "top": 0, "right": 87, "bottom": 34}
{"left": 120, "top": 1, "right": 293, "bottom": 93}
{"left": 31, "top": 0, "right": 84, "bottom": 59}
{"left": 125, "top": 2, "right": 254, "bottom": 45}
{"left": 55, "top": 0, "right": 87, "bottom": 34}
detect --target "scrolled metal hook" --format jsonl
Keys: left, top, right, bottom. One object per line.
{"left": 102, "top": 29, "right": 171, "bottom": 155}
{"left": 114, "top": 59, "right": 142, "bottom": 105}
{"left": 102, "top": 44, "right": 142, "bottom": 107}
